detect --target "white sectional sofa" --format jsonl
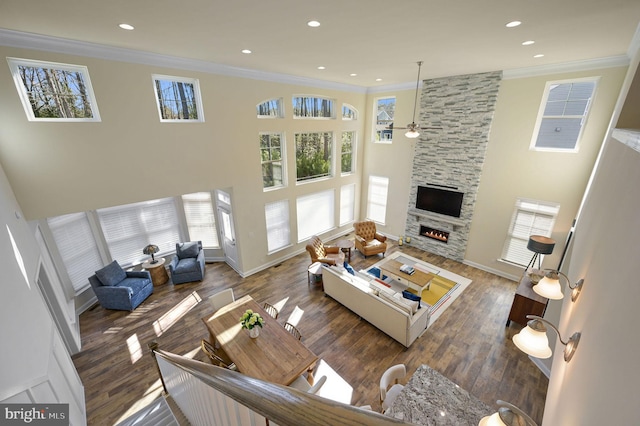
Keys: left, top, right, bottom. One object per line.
{"left": 322, "top": 264, "right": 430, "bottom": 347}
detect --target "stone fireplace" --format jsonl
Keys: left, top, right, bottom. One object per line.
{"left": 404, "top": 71, "right": 502, "bottom": 261}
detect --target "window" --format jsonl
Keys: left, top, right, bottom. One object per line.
{"left": 182, "top": 192, "right": 219, "bottom": 248}
{"left": 341, "top": 131, "right": 355, "bottom": 175}
{"left": 340, "top": 184, "right": 356, "bottom": 226}
{"left": 501, "top": 198, "right": 560, "bottom": 266}
{"left": 295, "top": 132, "right": 333, "bottom": 182}
{"left": 292, "top": 96, "right": 335, "bottom": 119}
{"left": 296, "top": 190, "right": 335, "bottom": 242}
{"left": 342, "top": 104, "right": 358, "bottom": 120}
{"left": 7, "top": 58, "right": 100, "bottom": 121}
{"left": 97, "top": 198, "right": 181, "bottom": 266}
{"left": 47, "top": 213, "right": 103, "bottom": 292}
{"left": 375, "top": 97, "right": 395, "bottom": 143}
{"left": 260, "top": 133, "right": 285, "bottom": 189}
{"left": 265, "top": 200, "right": 290, "bottom": 253}
{"left": 366, "top": 175, "right": 389, "bottom": 224}
{"left": 257, "top": 98, "right": 284, "bottom": 118}
{"left": 152, "top": 74, "right": 204, "bottom": 121}
{"left": 530, "top": 79, "right": 597, "bottom": 151}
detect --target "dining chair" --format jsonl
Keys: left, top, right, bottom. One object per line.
{"left": 201, "top": 339, "right": 237, "bottom": 371}
{"left": 262, "top": 302, "right": 279, "bottom": 319}
{"left": 380, "top": 364, "right": 406, "bottom": 413}
{"left": 286, "top": 305, "right": 304, "bottom": 327}
{"left": 284, "top": 322, "right": 302, "bottom": 340}
{"left": 289, "top": 374, "right": 327, "bottom": 395}
{"left": 209, "top": 288, "right": 235, "bottom": 312}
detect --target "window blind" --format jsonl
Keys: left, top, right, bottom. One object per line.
{"left": 47, "top": 212, "right": 103, "bottom": 292}
{"left": 340, "top": 184, "right": 356, "bottom": 225}
{"left": 296, "top": 189, "right": 335, "bottom": 242}
{"left": 502, "top": 199, "right": 560, "bottom": 266}
{"left": 97, "top": 198, "right": 181, "bottom": 266}
{"left": 265, "top": 199, "right": 290, "bottom": 253}
{"left": 366, "top": 175, "right": 389, "bottom": 224}
{"left": 182, "top": 192, "right": 219, "bottom": 248}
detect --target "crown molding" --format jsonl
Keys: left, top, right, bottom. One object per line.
{"left": 0, "top": 28, "right": 368, "bottom": 94}
{"left": 503, "top": 55, "right": 630, "bottom": 80}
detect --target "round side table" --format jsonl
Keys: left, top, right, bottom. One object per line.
{"left": 336, "top": 239, "right": 355, "bottom": 263}
{"left": 142, "top": 257, "right": 169, "bottom": 286}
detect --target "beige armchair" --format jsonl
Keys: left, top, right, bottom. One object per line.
{"left": 354, "top": 220, "right": 387, "bottom": 257}
{"left": 305, "top": 235, "right": 345, "bottom": 266}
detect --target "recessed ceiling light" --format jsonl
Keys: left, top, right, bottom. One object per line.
{"left": 118, "top": 23, "right": 134, "bottom": 30}
{"left": 241, "top": 49, "right": 252, "bottom": 54}
{"left": 317, "top": 66, "right": 325, "bottom": 70}
{"left": 522, "top": 40, "right": 535, "bottom": 46}
{"left": 307, "top": 20, "right": 321, "bottom": 28}
{"left": 350, "top": 73, "right": 357, "bottom": 77}
{"left": 375, "top": 78, "right": 382, "bottom": 82}
{"left": 534, "top": 54, "right": 545, "bottom": 58}
{"left": 506, "top": 21, "right": 521, "bottom": 28}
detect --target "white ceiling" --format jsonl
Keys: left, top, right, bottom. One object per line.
{"left": 1, "top": 0, "right": 639, "bottom": 88}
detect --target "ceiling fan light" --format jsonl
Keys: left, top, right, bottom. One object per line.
{"left": 405, "top": 129, "right": 420, "bottom": 138}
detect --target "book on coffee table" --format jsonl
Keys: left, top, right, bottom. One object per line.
{"left": 400, "top": 264, "right": 415, "bottom": 275}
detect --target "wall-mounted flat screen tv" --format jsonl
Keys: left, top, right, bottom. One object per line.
{"left": 416, "top": 186, "right": 464, "bottom": 218}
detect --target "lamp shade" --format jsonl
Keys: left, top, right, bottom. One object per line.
{"left": 512, "top": 324, "right": 552, "bottom": 359}
{"left": 532, "top": 274, "right": 564, "bottom": 300}
{"left": 479, "top": 413, "right": 506, "bottom": 426}
{"left": 143, "top": 244, "right": 159, "bottom": 255}
{"left": 405, "top": 129, "right": 420, "bottom": 138}
{"left": 526, "top": 235, "right": 555, "bottom": 254}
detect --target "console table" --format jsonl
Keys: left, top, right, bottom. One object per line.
{"left": 506, "top": 273, "right": 548, "bottom": 327}
{"left": 385, "top": 364, "right": 492, "bottom": 425}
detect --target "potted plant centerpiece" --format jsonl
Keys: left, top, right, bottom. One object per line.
{"left": 240, "top": 309, "right": 265, "bottom": 338}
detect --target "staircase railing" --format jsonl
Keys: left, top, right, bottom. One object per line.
{"left": 148, "top": 342, "right": 411, "bottom": 426}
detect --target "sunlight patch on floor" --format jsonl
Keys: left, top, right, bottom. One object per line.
{"left": 104, "top": 326, "right": 123, "bottom": 334}
{"left": 114, "top": 378, "right": 164, "bottom": 425}
{"left": 127, "top": 333, "right": 143, "bottom": 364}
{"left": 153, "top": 291, "right": 202, "bottom": 337}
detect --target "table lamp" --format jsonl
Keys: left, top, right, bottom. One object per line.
{"left": 143, "top": 244, "right": 160, "bottom": 264}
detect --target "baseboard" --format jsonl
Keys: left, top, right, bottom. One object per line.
{"left": 462, "top": 259, "right": 520, "bottom": 282}
{"left": 76, "top": 296, "right": 98, "bottom": 315}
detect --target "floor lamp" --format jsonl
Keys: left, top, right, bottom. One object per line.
{"left": 525, "top": 235, "right": 555, "bottom": 272}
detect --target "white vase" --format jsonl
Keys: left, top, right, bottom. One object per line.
{"left": 249, "top": 327, "right": 260, "bottom": 338}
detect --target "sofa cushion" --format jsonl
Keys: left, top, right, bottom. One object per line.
{"left": 399, "top": 293, "right": 420, "bottom": 313}
{"left": 379, "top": 290, "right": 412, "bottom": 317}
{"left": 95, "top": 260, "right": 126, "bottom": 286}
{"left": 178, "top": 241, "right": 200, "bottom": 259}
{"left": 402, "top": 290, "right": 422, "bottom": 309}
{"left": 174, "top": 257, "right": 198, "bottom": 274}
{"left": 117, "top": 277, "right": 151, "bottom": 294}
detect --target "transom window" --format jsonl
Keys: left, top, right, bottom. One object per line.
{"left": 260, "top": 132, "right": 285, "bottom": 190}
{"left": 257, "top": 98, "right": 284, "bottom": 118}
{"left": 152, "top": 74, "right": 204, "bottom": 122}
{"left": 295, "top": 132, "right": 333, "bottom": 182}
{"left": 293, "top": 96, "right": 335, "bottom": 119}
{"left": 7, "top": 57, "right": 100, "bottom": 122}
{"left": 341, "top": 131, "right": 355, "bottom": 175}
{"left": 530, "top": 78, "right": 598, "bottom": 152}
{"left": 342, "top": 104, "right": 358, "bottom": 120}
{"left": 375, "top": 97, "right": 395, "bottom": 143}
{"left": 501, "top": 198, "right": 560, "bottom": 267}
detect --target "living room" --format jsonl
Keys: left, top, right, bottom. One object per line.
{"left": 1, "top": 2, "right": 640, "bottom": 424}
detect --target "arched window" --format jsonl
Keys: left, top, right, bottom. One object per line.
{"left": 342, "top": 104, "right": 358, "bottom": 120}
{"left": 257, "top": 98, "right": 284, "bottom": 118}
{"left": 292, "top": 95, "right": 335, "bottom": 119}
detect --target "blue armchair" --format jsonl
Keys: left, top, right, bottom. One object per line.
{"left": 88, "top": 260, "right": 153, "bottom": 311}
{"left": 169, "top": 241, "right": 205, "bottom": 284}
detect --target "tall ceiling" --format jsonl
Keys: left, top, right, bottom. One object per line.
{"left": 1, "top": 0, "right": 639, "bottom": 88}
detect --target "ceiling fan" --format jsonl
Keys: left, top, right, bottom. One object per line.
{"left": 388, "top": 61, "right": 442, "bottom": 139}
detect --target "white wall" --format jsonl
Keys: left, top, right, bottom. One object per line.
{"left": 0, "top": 162, "right": 85, "bottom": 424}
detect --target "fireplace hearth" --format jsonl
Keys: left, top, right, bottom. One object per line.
{"left": 420, "top": 225, "right": 449, "bottom": 243}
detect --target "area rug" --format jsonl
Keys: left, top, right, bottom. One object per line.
{"left": 364, "top": 252, "right": 472, "bottom": 327}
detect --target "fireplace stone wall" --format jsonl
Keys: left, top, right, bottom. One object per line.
{"left": 405, "top": 71, "right": 502, "bottom": 261}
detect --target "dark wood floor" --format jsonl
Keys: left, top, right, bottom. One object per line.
{"left": 72, "top": 236, "right": 548, "bottom": 425}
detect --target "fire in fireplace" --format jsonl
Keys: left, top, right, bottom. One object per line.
{"left": 420, "top": 225, "right": 449, "bottom": 243}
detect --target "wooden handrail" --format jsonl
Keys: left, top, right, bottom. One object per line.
{"left": 151, "top": 347, "right": 412, "bottom": 426}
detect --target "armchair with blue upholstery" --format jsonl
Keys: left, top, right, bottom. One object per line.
{"left": 88, "top": 260, "right": 153, "bottom": 311}
{"left": 169, "top": 241, "right": 205, "bottom": 284}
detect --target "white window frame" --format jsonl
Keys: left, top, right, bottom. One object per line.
{"left": 181, "top": 192, "right": 220, "bottom": 248}
{"left": 257, "top": 97, "right": 284, "bottom": 118}
{"left": 366, "top": 175, "right": 389, "bottom": 225}
{"left": 260, "top": 132, "right": 286, "bottom": 190}
{"left": 152, "top": 74, "right": 204, "bottom": 122}
{"left": 7, "top": 57, "right": 101, "bottom": 122}
{"left": 501, "top": 198, "right": 560, "bottom": 267}
{"left": 529, "top": 77, "right": 598, "bottom": 153}
{"left": 296, "top": 189, "right": 335, "bottom": 242}
{"left": 374, "top": 96, "right": 395, "bottom": 144}
{"left": 342, "top": 103, "right": 358, "bottom": 120}
{"left": 295, "top": 131, "right": 334, "bottom": 183}
{"left": 340, "top": 184, "right": 356, "bottom": 226}
{"left": 341, "top": 131, "right": 356, "bottom": 175}
{"left": 265, "top": 199, "right": 291, "bottom": 253}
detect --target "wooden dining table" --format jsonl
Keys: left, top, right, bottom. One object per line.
{"left": 201, "top": 295, "right": 318, "bottom": 386}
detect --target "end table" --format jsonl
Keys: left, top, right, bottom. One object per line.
{"left": 142, "top": 257, "right": 169, "bottom": 286}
